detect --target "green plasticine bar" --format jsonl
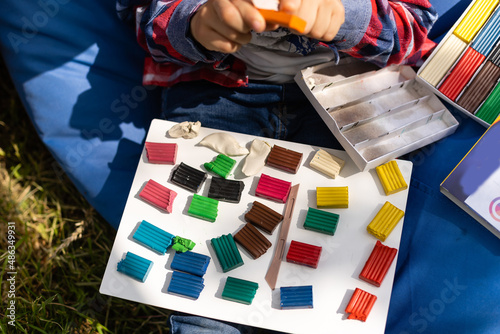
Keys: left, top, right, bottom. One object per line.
{"left": 204, "top": 154, "right": 236, "bottom": 178}
{"left": 222, "top": 276, "right": 259, "bottom": 305}
{"left": 303, "top": 207, "right": 340, "bottom": 235}
{"left": 171, "top": 236, "right": 196, "bottom": 252}
{"left": 211, "top": 234, "right": 244, "bottom": 272}
{"left": 188, "top": 194, "right": 219, "bottom": 222}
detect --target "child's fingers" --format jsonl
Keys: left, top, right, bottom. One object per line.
{"left": 279, "top": 0, "right": 301, "bottom": 13}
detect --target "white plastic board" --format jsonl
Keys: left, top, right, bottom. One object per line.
{"left": 100, "top": 119, "right": 412, "bottom": 334}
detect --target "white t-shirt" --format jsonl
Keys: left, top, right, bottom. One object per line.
{"left": 234, "top": 29, "right": 337, "bottom": 83}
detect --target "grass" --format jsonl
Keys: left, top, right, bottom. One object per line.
{"left": 0, "top": 58, "right": 172, "bottom": 333}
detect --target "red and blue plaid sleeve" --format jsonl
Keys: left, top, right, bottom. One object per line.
{"left": 341, "top": 0, "right": 438, "bottom": 67}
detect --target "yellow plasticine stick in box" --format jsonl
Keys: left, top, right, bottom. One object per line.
{"left": 258, "top": 9, "right": 307, "bottom": 33}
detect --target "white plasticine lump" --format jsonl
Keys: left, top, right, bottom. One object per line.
{"left": 168, "top": 121, "right": 201, "bottom": 139}
{"left": 199, "top": 132, "right": 250, "bottom": 156}
{"left": 241, "top": 139, "right": 272, "bottom": 176}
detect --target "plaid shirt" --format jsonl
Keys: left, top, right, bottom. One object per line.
{"left": 117, "top": 0, "right": 437, "bottom": 87}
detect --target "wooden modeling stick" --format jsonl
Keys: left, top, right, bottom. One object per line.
{"left": 265, "top": 184, "right": 300, "bottom": 290}
{"left": 258, "top": 9, "right": 307, "bottom": 33}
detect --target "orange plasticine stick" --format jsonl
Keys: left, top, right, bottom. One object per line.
{"left": 258, "top": 9, "right": 307, "bottom": 33}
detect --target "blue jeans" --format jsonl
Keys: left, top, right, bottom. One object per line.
{"left": 161, "top": 80, "right": 342, "bottom": 150}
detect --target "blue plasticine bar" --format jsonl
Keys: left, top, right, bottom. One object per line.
{"left": 167, "top": 270, "right": 205, "bottom": 299}
{"left": 170, "top": 251, "right": 211, "bottom": 277}
{"left": 132, "top": 220, "right": 175, "bottom": 254}
{"left": 280, "top": 285, "right": 314, "bottom": 309}
{"left": 117, "top": 252, "right": 153, "bottom": 282}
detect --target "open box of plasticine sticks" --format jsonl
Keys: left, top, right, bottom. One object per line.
{"left": 295, "top": 58, "right": 459, "bottom": 171}
{"left": 417, "top": 0, "right": 500, "bottom": 127}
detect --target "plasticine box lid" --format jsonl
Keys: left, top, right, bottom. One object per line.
{"left": 295, "top": 58, "right": 459, "bottom": 171}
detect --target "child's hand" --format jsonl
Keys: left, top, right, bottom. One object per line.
{"left": 279, "top": 0, "right": 345, "bottom": 42}
{"left": 190, "top": 0, "right": 267, "bottom": 53}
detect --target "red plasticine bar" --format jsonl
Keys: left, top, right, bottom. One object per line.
{"left": 359, "top": 241, "right": 397, "bottom": 287}
{"left": 145, "top": 142, "right": 177, "bottom": 164}
{"left": 286, "top": 240, "right": 322, "bottom": 269}
{"left": 438, "top": 47, "right": 485, "bottom": 101}
{"left": 139, "top": 179, "right": 177, "bottom": 213}
{"left": 345, "top": 288, "right": 377, "bottom": 321}
{"left": 255, "top": 173, "right": 291, "bottom": 203}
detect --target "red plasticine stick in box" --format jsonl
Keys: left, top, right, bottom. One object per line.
{"left": 359, "top": 240, "right": 397, "bottom": 287}
{"left": 139, "top": 179, "right": 177, "bottom": 213}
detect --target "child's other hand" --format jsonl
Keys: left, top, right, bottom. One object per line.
{"left": 279, "top": 0, "right": 345, "bottom": 42}
{"left": 190, "top": 0, "right": 267, "bottom": 53}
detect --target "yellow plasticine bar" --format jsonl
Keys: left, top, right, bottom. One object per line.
{"left": 316, "top": 186, "right": 348, "bottom": 208}
{"left": 375, "top": 160, "right": 408, "bottom": 195}
{"left": 310, "top": 149, "right": 345, "bottom": 179}
{"left": 453, "top": 0, "right": 499, "bottom": 43}
{"left": 367, "top": 202, "right": 404, "bottom": 241}
{"left": 258, "top": 9, "right": 307, "bottom": 33}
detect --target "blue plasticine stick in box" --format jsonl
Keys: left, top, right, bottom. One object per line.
{"left": 280, "top": 285, "right": 314, "bottom": 309}
{"left": 167, "top": 270, "right": 205, "bottom": 299}
{"left": 170, "top": 251, "right": 211, "bottom": 277}
{"left": 132, "top": 220, "right": 175, "bottom": 254}
{"left": 117, "top": 252, "right": 153, "bottom": 282}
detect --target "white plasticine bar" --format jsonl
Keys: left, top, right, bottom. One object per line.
{"left": 419, "top": 34, "right": 468, "bottom": 86}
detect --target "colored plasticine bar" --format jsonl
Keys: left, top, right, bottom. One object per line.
{"left": 171, "top": 236, "right": 196, "bottom": 253}
{"left": 258, "top": 9, "right": 307, "bottom": 33}
{"left": 438, "top": 47, "right": 485, "bottom": 101}
{"left": 204, "top": 154, "right": 236, "bottom": 178}
{"left": 132, "top": 220, "right": 175, "bottom": 254}
{"left": 303, "top": 207, "right": 340, "bottom": 236}
{"left": 366, "top": 201, "right": 405, "bottom": 241}
{"left": 211, "top": 234, "right": 244, "bottom": 272}
{"left": 145, "top": 142, "right": 177, "bottom": 164}
{"left": 286, "top": 240, "right": 322, "bottom": 269}
{"left": 244, "top": 201, "right": 283, "bottom": 234}
{"left": 345, "top": 288, "right": 377, "bottom": 322}
{"left": 255, "top": 173, "right": 292, "bottom": 203}
{"left": 475, "top": 82, "right": 500, "bottom": 124}
{"left": 453, "top": 0, "right": 499, "bottom": 43}
{"left": 457, "top": 60, "right": 500, "bottom": 113}
{"left": 208, "top": 177, "right": 245, "bottom": 203}
{"left": 117, "top": 252, "right": 153, "bottom": 283}
{"left": 167, "top": 270, "right": 205, "bottom": 299}
{"left": 170, "top": 251, "right": 211, "bottom": 277}
{"left": 222, "top": 276, "right": 259, "bottom": 305}
{"left": 233, "top": 223, "right": 272, "bottom": 259}
{"left": 359, "top": 240, "right": 398, "bottom": 287}
{"left": 309, "top": 149, "right": 345, "bottom": 179}
{"left": 266, "top": 145, "right": 303, "bottom": 174}
{"left": 187, "top": 194, "right": 219, "bottom": 222}
{"left": 419, "top": 34, "right": 468, "bottom": 86}
{"left": 139, "top": 179, "right": 177, "bottom": 213}
{"left": 170, "top": 162, "right": 207, "bottom": 193}
{"left": 470, "top": 6, "right": 500, "bottom": 56}
{"left": 316, "top": 186, "right": 348, "bottom": 208}
{"left": 375, "top": 160, "right": 408, "bottom": 195}
{"left": 280, "top": 285, "right": 313, "bottom": 309}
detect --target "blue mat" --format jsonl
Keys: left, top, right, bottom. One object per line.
{"left": 3, "top": 0, "right": 500, "bottom": 333}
